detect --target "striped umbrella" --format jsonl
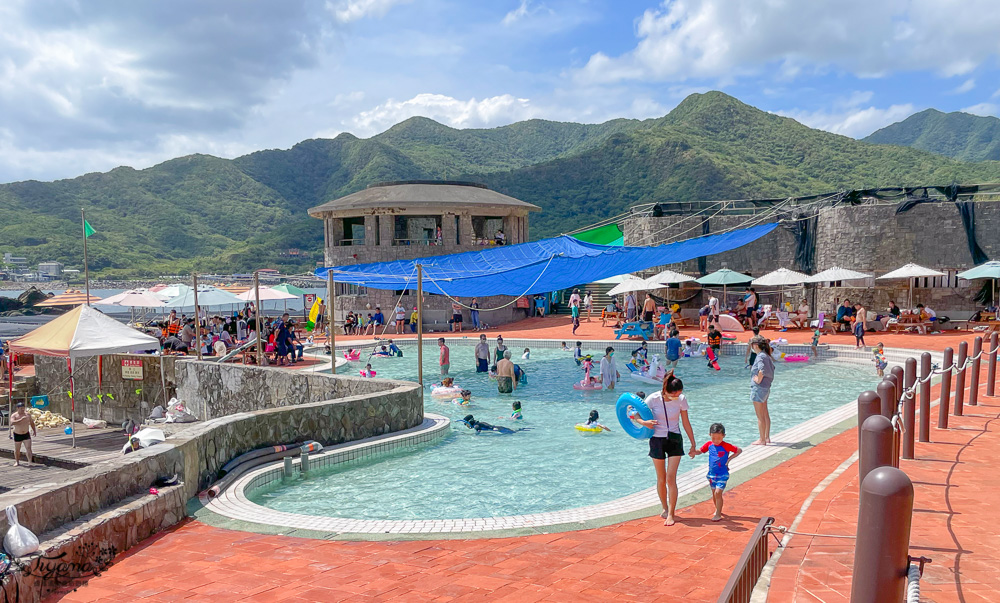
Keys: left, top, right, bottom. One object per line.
{"left": 34, "top": 290, "right": 103, "bottom": 307}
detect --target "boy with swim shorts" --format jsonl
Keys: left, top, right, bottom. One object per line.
{"left": 872, "top": 343, "right": 888, "bottom": 377}
{"left": 438, "top": 338, "right": 450, "bottom": 376}
{"left": 694, "top": 423, "right": 741, "bottom": 521}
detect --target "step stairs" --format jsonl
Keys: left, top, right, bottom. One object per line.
{"left": 553, "top": 284, "right": 616, "bottom": 315}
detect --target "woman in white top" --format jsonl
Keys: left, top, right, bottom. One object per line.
{"left": 791, "top": 299, "right": 810, "bottom": 329}
{"left": 583, "top": 291, "right": 593, "bottom": 321}
{"left": 630, "top": 371, "right": 697, "bottom": 525}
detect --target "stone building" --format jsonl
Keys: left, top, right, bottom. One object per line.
{"left": 308, "top": 181, "right": 540, "bottom": 328}
{"left": 624, "top": 200, "right": 1000, "bottom": 313}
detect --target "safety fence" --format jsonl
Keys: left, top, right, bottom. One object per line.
{"left": 716, "top": 517, "right": 775, "bottom": 603}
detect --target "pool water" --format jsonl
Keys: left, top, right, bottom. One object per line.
{"left": 250, "top": 342, "right": 878, "bottom": 520}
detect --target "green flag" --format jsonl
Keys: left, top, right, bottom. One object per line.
{"left": 84, "top": 220, "right": 96, "bottom": 238}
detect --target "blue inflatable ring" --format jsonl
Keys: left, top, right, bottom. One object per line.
{"left": 616, "top": 393, "right": 654, "bottom": 439}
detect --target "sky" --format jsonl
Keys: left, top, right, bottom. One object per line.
{"left": 2, "top": 0, "right": 1000, "bottom": 183}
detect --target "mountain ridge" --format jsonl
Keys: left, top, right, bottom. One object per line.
{"left": 864, "top": 108, "right": 1000, "bottom": 162}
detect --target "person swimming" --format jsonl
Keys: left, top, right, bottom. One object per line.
{"left": 522, "top": 348, "right": 531, "bottom": 360}
{"left": 441, "top": 377, "right": 455, "bottom": 388}
{"left": 462, "top": 414, "right": 519, "bottom": 434}
{"left": 388, "top": 339, "right": 402, "bottom": 357}
{"left": 560, "top": 342, "right": 569, "bottom": 351}
{"left": 454, "top": 389, "right": 472, "bottom": 406}
{"left": 375, "top": 345, "right": 390, "bottom": 356}
{"left": 511, "top": 400, "right": 523, "bottom": 420}
{"left": 360, "top": 363, "right": 375, "bottom": 377}
{"left": 584, "top": 409, "right": 611, "bottom": 432}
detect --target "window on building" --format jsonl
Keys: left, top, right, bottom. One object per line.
{"left": 392, "top": 216, "right": 442, "bottom": 246}
{"left": 472, "top": 216, "right": 505, "bottom": 245}
{"left": 341, "top": 217, "right": 365, "bottom": 246}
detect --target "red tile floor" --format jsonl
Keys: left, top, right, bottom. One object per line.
{"left": 45, "top": 322, "right": 1000, "bottom": 602}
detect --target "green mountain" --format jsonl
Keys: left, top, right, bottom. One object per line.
{"left": 863, "top": 108, "right": 1000, "bottom": 162}
{"left": 3, "top": 91, "right": 1000, "bottom": 277}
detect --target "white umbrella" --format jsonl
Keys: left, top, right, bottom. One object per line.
{"left": 235, "top": 287, "right": 297, "bottom": 302}
{"left": 876, "top": 263, "right": 946, "bottom": 308}
{"left": 751, "top": 268, "right": 811, "bottom": 287}
{"left": 151, "top": 284, "right": 193, "bottom": 301}
{"left": 607, "top": 277, "right": 656, "bottom": 297}
{"left": 804, "top": 267, "right": 874, "bottom": 283}
{"left": 163, "top": 286, "right": 243, "bottom": 308}
{"left": 645, "top": 269, "right": 695, "bottom": 310}
{"left": 97, "top": 290, "right": 167, "bottom": 308}
{"left": 594, "top": 273, "right": 644, "bottom": 285}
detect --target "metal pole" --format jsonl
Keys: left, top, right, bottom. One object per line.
{"left": 988, "top": 332, "right": 998, "bottom": 398}
{"left": 69, "top": 358, "right": 76, "bottom": 448}
{"left": 81, "top": 208, "right": 91, "bottom": 306}
{"left": 938, "top": 347, "right": 954, "bottom": 428}
{"left": 918, "top": 352, "right": 931, "bottom": 443}
{"left": 857, "top": 390, "right": 881, "bottom": 450}
{"left": 860, "top": 414, "right": 894, "bottom": 483}
{"left": 850, "top": 466, "right": 914, "bottom": 603}
{"left": 902, "top": 357, "right": 916, "bottom": 460}
{"left": 254, "top": 271, "right": 263, "bottom": 366}
{"left": 954, "top": 341, "right": 968, "bottom": 416}
{"left": 328, "top": 271, "right": 336, "bottom": 374}
{"left": 890, "top": 365, "right": 904, "bottom": 405}
{"left": 193, "top": 274, "right": 202, "bottom": 361}
{"left": 877, "top": 379, "right": 896, "bottom": 420}
{"left": 416, "top": 265, "right": 424, "bottom": 396}
{"left": 969, "top": 336, "right": 982, "bottom": 406}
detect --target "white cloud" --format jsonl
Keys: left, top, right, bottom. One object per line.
{"left": 351, "top": 93, "right": 539, "bottom": 134}
{"left": 577, "top": 0, "right": 1000, "bottom": 84}
{"left": 777, "top": 93, "right": 916, "bottom": 139}
{"left": 950, "top": 78, "right": 976, "bottom": 94}
{"left": 327, "top": 0, "right": 410, "bottom": 23}
{"left": 502, "top": 0, "right": 532, "bottom": 26}
{"left": 960, "top": 102, "right": 999, "bottom": 117}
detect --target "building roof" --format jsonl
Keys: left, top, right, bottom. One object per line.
{"left": 308, "top": 181, "right": 540, "bottom": 217}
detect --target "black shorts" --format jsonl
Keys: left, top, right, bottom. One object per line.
{"left": 643, "top": 311, "right": 654, "bottom": 322}
{"left": 648, "top": 433, "right": 684, "bottom": 459}
{"left": 13, "top": 432, "right": 30, "bottom": 443}
{"left": 453, "top": 314, "right": 463, "bottom": 323}
{"left": 477, "top": 358, "right": 488, "bottom": 372}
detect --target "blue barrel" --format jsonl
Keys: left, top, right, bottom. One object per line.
{"left": 616, "top": 393, "right": 654, "bottom": 439}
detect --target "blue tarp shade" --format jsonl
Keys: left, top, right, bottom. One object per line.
{"left": 315, "top": 222, "right": 778, "bottom": 297}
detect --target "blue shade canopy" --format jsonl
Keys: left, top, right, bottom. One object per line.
{"left": 316, "top": 222, "right": 778, "bottom": 297}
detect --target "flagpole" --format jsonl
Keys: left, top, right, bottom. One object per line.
{"left": 81, "top": 208, "right": 91, "bottom": 306}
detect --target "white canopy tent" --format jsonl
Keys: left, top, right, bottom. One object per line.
{"left": 8, "top": 305, "right": 161, "bottom": 446}
{"left": 804, "top": 267, "right": 874, "bottom": 283}
{"left": 876, "top": 263, "right": 946, "bottom": 308}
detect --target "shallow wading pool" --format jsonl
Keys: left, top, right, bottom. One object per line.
{"left": 249, "top": 342, "right": 878, "bottom": 521}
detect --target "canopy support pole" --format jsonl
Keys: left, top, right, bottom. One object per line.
{"left": 193, "top": 274, "right": 202, "bottom": 361}
{"left": 69, "top": 357, "right": 76, "bottom": 448}
{"left": 81, "top": 208, "right": 91, "bottom": 307}
{"left": 254, "top": 272, "right": 264, "bottom": 366}
{"left": 159, "top": 352, "right": 168, "bottom": 409}
{"left": 417, "top": 265, "right": 424, "bottom": 402}
{"left": 327, "top": 271, "right": 336, "bottom": 374}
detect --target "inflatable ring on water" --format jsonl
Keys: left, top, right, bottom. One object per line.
{"left": 344, "top": 352, "right": 361, "bottom": 361}
{"left": 573, "top": 380, "right": 603, "bottom": 390}
{"left": 615, "top": 393, "right": 654, "bottom": 439}
{"left": 431, "top": 385, "right": 463, "bottom": 397}
{"left": 359, "top": 370, "right": 376, "bottom": 377}
{"left": 784, "top": 354, "right": 809, "bottom": 362}
{"left": 721, "top": 332, "right": 737, "bottom": 341}
{"left": 575, "top": 423, "right": 604, "bottom": 433}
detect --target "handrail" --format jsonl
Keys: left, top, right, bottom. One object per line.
{"left": 717, "top": 516, "right": 775, "bottom": 603}
{"left": 338, "top": 238, "right": 364, "bottom": 246}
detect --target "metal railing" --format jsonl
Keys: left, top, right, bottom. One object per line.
{"left": 338, "top": 238, "right": 365, "bottom": 246}
{"left": 392, "top": 238, "right": 439, "bottom": 246}
{"left": 717, "top": 517, "right": 775, "bottom": 603}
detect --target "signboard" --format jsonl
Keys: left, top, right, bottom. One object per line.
{"left": 515, "top": 296, "right": 530, "bottom": 309}
{"left": 303, "top": 294, "right": 317, "bottom": 320}
{"left": 121, "top": 358, "right": 144, "bottom": 381}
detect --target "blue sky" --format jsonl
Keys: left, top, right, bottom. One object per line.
{"left": 1, "top": 0, "right": 999, "bottom": 182}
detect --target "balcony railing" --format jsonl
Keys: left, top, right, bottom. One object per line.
{"left": 338, "top": 238, "right": 365, "bottom": 246}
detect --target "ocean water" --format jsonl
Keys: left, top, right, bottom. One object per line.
{"left": 250, "top": 343, "right": 878, "bottom": 520}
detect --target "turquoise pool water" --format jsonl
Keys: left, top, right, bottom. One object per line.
{"left": 250, "top": 342, "right": 878, "bottom": 520}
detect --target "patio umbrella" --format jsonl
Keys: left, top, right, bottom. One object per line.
{"left": 163, "top": 286, "right": 243, "bottom": 309}
{"left": 34, "top": 290, "right": 103, "bottom": 308}
{"left": 235, "top": 287, "right": 296, "bottom": 302}
{"left": 876, "top": 263, "right": 946, "bottom": 308}
{"left": 957, "top": 260, "right": 1000, "bottom": 305}
{"left": 271, "top": 283, "right": 307, "bottom": 297}
{"left": 645, "top": 269, "right": 696, "bottom": 309}
{"left": 696, "top": 269, "right": 753, "bottom": 308}
{"left": 607, "top": 276, "right": 655, "bottom": 297}
{"left": 594, "top": 273, "right": 644, "bottom": 285}
{"left": 752, "top": 268, "right": 812, "bottom": 312}
{"left": 150, "top": 284, "right": 192, "bottom": 301}
{"left": 804, "top": 267, "right": 873, "bottom": 283}
{"left": 97, "top": 290, "right": 168, "bottom": 323}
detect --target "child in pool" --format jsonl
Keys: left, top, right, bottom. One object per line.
{"left": 375, "top": 345, "right": 390, "bottom": 356}
{"left": 462, "top": 414, "right": 518, "bottom": 434}
{"left": 872, "top": 343, "right": 888, "bottom": 377}
{"left": 581, "top": 355, "right": 599, "bottom": 384}
{"left": 453, "top": 389, "right": 472, "bottom": 406}
{"left": 628, "top": 350, "right": 644, "bottom": 372}
{"left": 522, "top": 348, "right": 531, "bottom": 360}
{"left": 560, "top": 342, "right": 569, "bottom": 351}
{"left": 582, "top": 410, "right": 611, "bottom": 432}
{"left": 441, "top": 377, "right": 455, "bottom": 388}
{"left": 360, "top": 363, "right": 375, "bottom": 377}
{"left": 811, "top": 328, "right": 821, "bottom": 358}
{"left": 574, "top": 341, "right": 584, "bottom": 365}
{"left": 388, "top": 339, "right": 402, "bottom": 357}
{"left": 510, "top": 400, "right": 523, "bottom": 420}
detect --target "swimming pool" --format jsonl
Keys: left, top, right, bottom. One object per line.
{"left": 249, "top": 341, "right": 878, "bottom": 521}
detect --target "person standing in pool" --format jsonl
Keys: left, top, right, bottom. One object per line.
{"left": 748, "top": 336, "right": 775, "bottom": 445}
{"left": 438, "top": 338, "right": 450, "bottom": 376}
{"left": 494, "top": 336, "right": 508, "bottom": 364}
{"left": 665, "top": 330, "right": 682, "bottom": 368}
{"left": 630, "top": 371, "right": 697, "bottom": 526}
{"left": 497, "top": 350, "right": 517, "bottom": 393}
{"left": 574, "top": 341, "right": 584, "bottom": 365}
{"left": 474, "top": 334, "right": 490, "bottom": 373}
{"left": 600, "top": 346, "right": 620, "bottom": 390}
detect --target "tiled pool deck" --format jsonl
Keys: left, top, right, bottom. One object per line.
{"left": 43, "top": 320, "right": 1000, "bottom": 602}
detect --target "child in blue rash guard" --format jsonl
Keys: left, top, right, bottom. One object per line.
{"left": 694, "top": 423, "right": 742, "bottom": 522}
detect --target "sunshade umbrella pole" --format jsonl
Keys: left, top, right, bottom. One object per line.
{"left": 254, "top": 272, "right": 264, "bottom": 366}
{"left": 69, "top": 357, "right": 76, "bottom": 448}
{"left": 193, "top": 274, "right": 202, "bottom": 361}
{"left": 327, "top": 271, "right": 336, "bottom": 375}
{"left": 417, "top": 265, "right": 424, "bottom": 400}
{"left": 81, "top": 208, "right": 91, "bottom": 308}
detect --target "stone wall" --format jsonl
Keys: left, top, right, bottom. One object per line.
{"left": 34, "top": 354, "right": 178, "bottom": 425}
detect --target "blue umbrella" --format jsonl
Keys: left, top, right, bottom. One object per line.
{"left": 958, "top": 261, "right": 1000, "bottom": 305}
